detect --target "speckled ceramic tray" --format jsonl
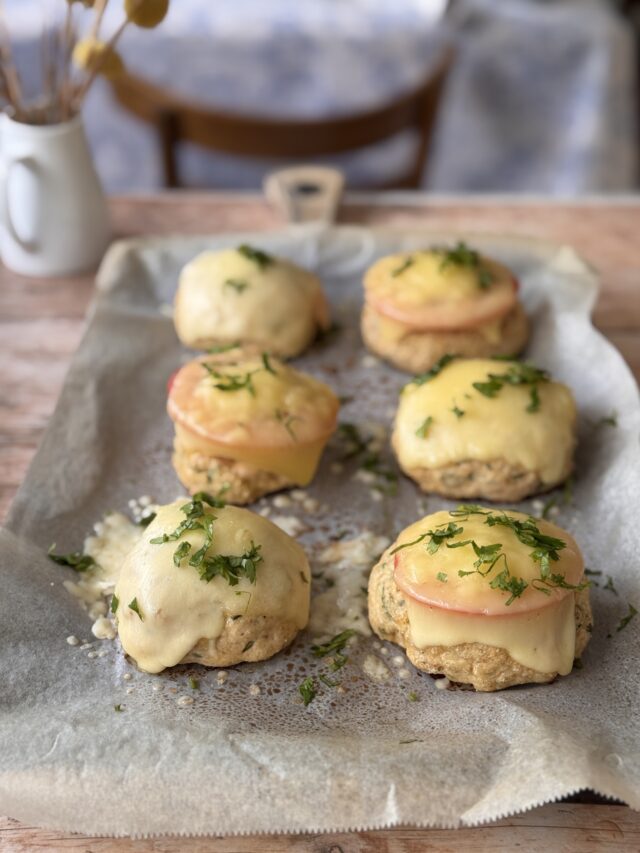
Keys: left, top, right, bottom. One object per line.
{"left": 1, "top": 225, "right": 639, "bottom": 836}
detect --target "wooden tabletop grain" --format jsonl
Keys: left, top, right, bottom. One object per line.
{"left": 1, "top": 193, "right": 639, "bottom": 851}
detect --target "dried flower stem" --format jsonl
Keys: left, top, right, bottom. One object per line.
{"left": 90, "top": 0, "right": 111, "bottom": 41}
{"left": 57, "top": 1, "right": 76, "bottom": 121}
{"left": 72, "top": 0, "right": 144, "bottom": 109}
{"left": 0, "top": 0, "right": 24, "bottom": 118}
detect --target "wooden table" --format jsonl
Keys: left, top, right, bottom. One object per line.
{"left": 1, "top": 193, "right": 639, "bottom": 851}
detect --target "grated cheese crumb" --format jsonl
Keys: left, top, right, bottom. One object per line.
{"left": 270, "top": 515, "right": 308, "bottom": 537}
{"left": 363, "top": 654, "right": 391, "bottom": 682}
{"left": 66, "top": 635, "right": 80, "bottom": 646}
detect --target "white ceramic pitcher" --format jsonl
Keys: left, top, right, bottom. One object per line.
{"left": 0, "top": 112, "right": 110, "bottom": 277}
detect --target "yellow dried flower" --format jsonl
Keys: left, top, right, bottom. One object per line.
{"left": 72, "top": 38, "right": 125, "bottom": 78}
{"left": 124, "top": 0, "right": 169, "bottom": 28}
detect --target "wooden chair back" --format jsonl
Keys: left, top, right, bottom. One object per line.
{"left": 110, "top": 48, "right": 454, "bottom": 189}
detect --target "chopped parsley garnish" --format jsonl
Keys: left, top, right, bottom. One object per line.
{"left": 47, "top": 545, "right": 96, "bottom": 573}
{"left": 299, "top": 676, "right": 317, "bottom": 706}
{"left": 338, "top": 422, "right": 369, "bottom": 459}
{"left": 563, "top": 475, "right": 574, "bottom": 506}
{"left": 436, "top": 241, "right": 494, "bottom": 290}
{"left": 397, "top": 506, "right": 588, "bottom": 606}
{"left": 110, "top": 594, "right": 119, "bottom": 614}
{"left": 391, "top": 256, "right": 414, "bottom": 277}
{"left": 242, "top": 640, "right": 255, "bottom": 653}
{"left": 603, "top": 576, "right": 618, "bottom": 595}
{"left": 224, "top": 278, "right": 249, "bottom": 293}
{"left": 137, "top": 511, "right": 157, "bottom": 528}
{"left": 451, "top": 405, "right": 465, "bottom": 418}
{"left": 173, "top": 541, "right": 191, "bottom": 566}
{"left": 361, "top": 452, "right": 398, "bottom": 495}
{"left": 128, "top": 597, "right": 143, "bottom": 620}
{"left": 409, "top": 354, "right": 456, "bottom": 387}
{"left": 237, "top": 243, "right": 273, "bottom": 269}
{"left": 207, "top": 342, "right": 242, "bottom": 354}
{"left": 151, "top": 494, "right": 262, "bottom": 587}
{"left": 202, "top": 362, "right": 261, "bottom": 396}
{"left": 391, "top": 522, "right": 463, "bottom": 555}
{"left": 194, "top": 542, "right": 263, "bottom": 586}
{"left": 596, "top": 412, "right": 618, "bottom": 428}
{"left": 615, "top": 603, "right": 638, "bottom": 633}
{"left": 436, "top": 572, "right": 448, "bottom": 583}
{"left": 261, "top": 352, "right": 277, "bottom": 375}
{"left": 114, "top": 704, "right": 124, "bottom": 712}
{"left": 275, "top": 408, "right": 301, "bottom": 441}
{"left": 202, "top": 352, "right": 278, "bottom": 395}
{"left": 311, "top": 630, "right": 356, "bottom": 658}
{"left": 319, "top": 674, "right": 340, "bottom": 688}
{"left": 337, "top": 422, "right": 398, "bottom": 495}
{"left": 541, "top": 497, "right": 557, "bottom": 519}
{"left": 407, "top": 691, "right": 419, "bottom": 702}
{"left": 416, "top": 416, "right": 433, "bottom": 438}
{"left": 188, "top": 677, "right": 200, "bottom": 690}
{"left": 449, "top": 507, "right": 588, "bottom": 604}
{"left": 472, "top": 362, "right": 550, "bottom": 413}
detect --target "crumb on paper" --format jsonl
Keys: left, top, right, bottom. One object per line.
{"left": 363, "top": 654, "right": 391, "bottom": 683}
{"left": 249, "top": 684, "right": 261, "bottom": 696}
{"left": 216, "top": 671, "right": 228, "bottom": 684}
{"left": 177, "top": 695, "right": 194, "bottom": 707}
{"left": 360, "top": 355, "right": 380, "bottom": 369}
{"left": 435, "top": 677, "right": 451, "bottom": 691}
{"left": 309, "top": 531, "right": 390, "bottom": 639}
{"left": 270, "top": 515, "right": 308, "bottom": 537}
{"left": 272, "top": 494, "right": 292, "bottom": 509}
{"left": 353, "top": 469, "right": 376, "bottom": 486}
{"left": 66, "top": 635, "right": 79, "bottom": 646}
{"left": 91, "top": 616, "right": 117, "bottom": 641}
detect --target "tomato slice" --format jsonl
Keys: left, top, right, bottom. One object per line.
{"left": 367, "top": 277, "right": 518, "bottom": 332}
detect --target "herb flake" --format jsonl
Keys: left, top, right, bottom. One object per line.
{"left": 237, "top": 244, "right": 273, "bottom": 269}
{"left": 47, "top": 545, "right": 95, "bottom": 573}
{"left": 128, "top": 597, "right": 143, "bottom": 620}
{"left": 299, "top": 676, "right": 317, "bottom": 706}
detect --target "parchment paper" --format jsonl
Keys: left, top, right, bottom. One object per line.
{"left": 1, "top": 225, "right": 639, "bottom": 836}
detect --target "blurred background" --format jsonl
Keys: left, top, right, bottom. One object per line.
{"left": 6, "top": 0, "right": 640, "bottom": 194}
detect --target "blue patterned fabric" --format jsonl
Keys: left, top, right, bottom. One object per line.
{"left": 6, "top": 0, "right": 638, "bottom": 192}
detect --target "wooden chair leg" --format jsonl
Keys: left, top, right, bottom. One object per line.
{"left": 157, "top": 109, "right": 180, "bottom": 189}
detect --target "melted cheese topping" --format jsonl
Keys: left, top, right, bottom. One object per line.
{"left": 115, "top": 501, "right": 310, "bottom": 673}
{"left": 405, "top": 594, "right": 576, "bottom": 675}
{"left": 392, "top": 508, "right": 583, "bottom": 674}
{"left": 174, "top": 248, "right": 328, "bottom": 356}
{"left": 174, "top": 424, "right": 328, "bottom": 484}
{"left": 393, "top": 509, "right": 583, "bottom": 615}
{"left": 369, "top": 305, "right": 506, "bottom": 345}
{"left": 366, "top": 251, "right": 501, "bottom": 306}
{"left": 393, "top": 359, "right": 576, "bottom": 484}
{"left": 169, "top": 355, "right": 339, "bottom": 482}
